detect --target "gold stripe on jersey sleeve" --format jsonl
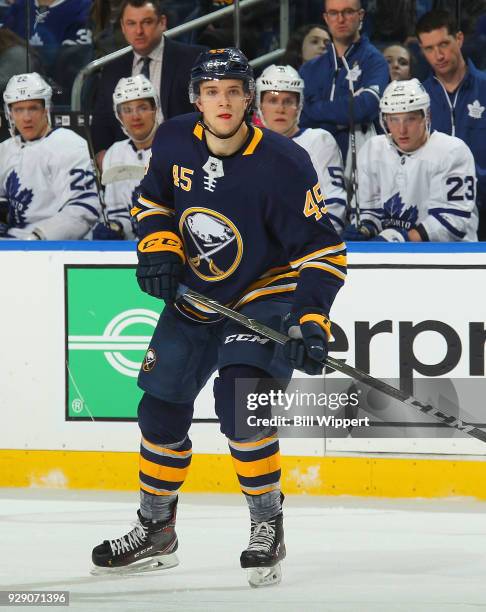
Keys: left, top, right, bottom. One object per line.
{"left": 137, "top": 210, "right": 172, "bottom": 221}
{"left": 242, "top": 127, "right": 263, "bottom": 156}
{"left": 300, "top": 261, "right": 347, "bottom": 281}
{"left": 235, "top": 284, "right": 297, "bottom": 309}
{"left": 138, "top": 195, "right": 174, "bottom": 215}
{"left": 290, "top": 243, "right": 346, "bottom": 268}
{"left": 130, "top": 206, "right": 142, "bottom": 217}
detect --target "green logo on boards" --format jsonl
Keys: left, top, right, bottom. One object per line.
{"left": 65, "top": 266, "right": 163, "bottom": 420}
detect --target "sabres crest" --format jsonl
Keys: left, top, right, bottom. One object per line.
{"left": 179, "top": 207, "right": 243, "bottom": 281}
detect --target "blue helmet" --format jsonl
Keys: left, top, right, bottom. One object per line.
{"left": 189, "top": 48, "right": 255, "bottom": 103}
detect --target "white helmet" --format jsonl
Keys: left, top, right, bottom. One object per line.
{"left": 3, "top": 72, "right": 52, "bottom": 138}
{"left": 113, "top": 75, "right": 161, "bottom": 140}
{"left": 380, "top": 79, "right": 431, "bottom": 151}
{"left": 380, "top": 78, "right": 430, "bottom": 115}
{"left": 255, "top": 64, "right": 304, "bottom": 125}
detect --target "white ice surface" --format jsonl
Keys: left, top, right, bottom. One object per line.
{"left": 1, "top": 490, "right": 486, "bottom": 612}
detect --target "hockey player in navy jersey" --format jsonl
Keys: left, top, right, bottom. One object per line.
{"left": 91, "top": 48, "right": 346, "bottom": 587}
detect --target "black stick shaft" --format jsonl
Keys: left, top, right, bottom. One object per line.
{"left": 181, "top": 287, "right": 486, "bottom": 444}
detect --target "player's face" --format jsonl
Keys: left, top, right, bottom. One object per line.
{"left": 383, "top": 45, "right": 411, "bottom": 81}
{"left": 121, "top": 3, "right": 167, "bottom": 56}
{"left": 10, "top": 100, "right": 49, "bottom": 141}
{"left": 385, "top": 111, "right": 427, "bottom": 152}
{"left": 418, "top": 27, "right": 464, "bottom": 79}
{"left": 301, "top": 27, "right": 330, "bottom": 62}
{"left": 260, "top": 91, "right": 299, "bottom": 136}
{"left": 323, "top": 0, "right": 364, "bottom": 44}
{"left": 196, "top": 80, "right": 250, "bottom": 138}
{"left": 118, "top": 98, "right": 157, "bottom": 141}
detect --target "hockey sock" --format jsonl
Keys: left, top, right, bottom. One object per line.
{"left": 228, "top": 435, "right": 281, "bottom": 510}
{"left": 139, "top": 436, "right": 192, "bottom": 521}
{"left": 244, "top": 489, "right": 282, "bottom": 522}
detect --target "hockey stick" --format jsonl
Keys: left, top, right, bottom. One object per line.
{"left": 101, "top": 164, "right": 146, "bottom": 186}
{"left": 180, "top": 286, "right": 486, "bottom": 443}
{"left": 342, "top": 57, "right": 361, "bottom": 228}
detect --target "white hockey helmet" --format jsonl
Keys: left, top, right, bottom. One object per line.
{"left": 380, "top": 78, "right": 430, "bottom": 115}
{"left": 113, "top": 75, "right": 162, "bottom": 138}
{"left": 3, "top": 72, "right": 52, "bottom": 137}
{"left": 380, "top": 78, "right": 431, "bottom": 150}
{"left": 255, "top": 64, "right": 304, "bottom": 125}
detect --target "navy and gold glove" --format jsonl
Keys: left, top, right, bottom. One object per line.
{"left": 136, "top": 231, "right": 185, "bottom": 301}
{"left": 283, "top": 312, "right": 331, "bottom": 375}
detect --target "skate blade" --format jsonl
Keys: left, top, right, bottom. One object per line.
{"left": 90, "top": 552, "right": 179, "bottom": 576}
{"left": 247, "top": 562, "right": 282, "bottom": 588}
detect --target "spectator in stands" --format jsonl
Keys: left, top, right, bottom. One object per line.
{"left": 342, "top": 79, "right": 478, "bottom": 242}
{"left": 280, "top": 24, "right": 330, "bottom": 70}
{"left": 91, "top": 0, "right": 205, "bottom": 168}
{"left": 382, "top": 44, "right": 412, "bottom": 81}
{"left": 3, "top": 0, "right": 93, "bottom": 76}
{"left": 299, "top": 0, "right": 389, "bottom": 178}
{"left": 416, "top": 9, "right": 486, "bottom": 240}
{"left": 92, "top": 75, "right": 160, "bottom": 240}
{"left": 256, "top": 64, "right": 347, "bottom": 233}
{"left": 0, "top": 73, "right": 100, "bottom": 240}
{"left": 0, "top": 28, "right": 42, "bottom": 97}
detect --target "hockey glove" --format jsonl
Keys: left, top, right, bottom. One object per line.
{"left": 342, "top": 220, "right": 377, "bottom": 241}
{"left": 372, "top": 227, "right": 409, "bottom": 242}
{"left": 93, "top": 221, "right": 125, "bottom": 240}
{"left": 283, "top": 312, "right": 331, "bottom": 376}
{"left": 136, "top": 231, "right": 185, "bottom": 301}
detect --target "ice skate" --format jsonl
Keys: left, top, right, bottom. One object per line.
{"left": 91, "top": 502, "right": 179, "bottom": 575}
{"left": 240, "top": 512, "right": 286, "bottom": 587}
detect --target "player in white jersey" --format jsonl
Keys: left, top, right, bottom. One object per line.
{"left": 92, "top": 75, "right": 162, "bottom": 240}
{"left": 256, "top": 64, "right": 347, "bottom": 233}
{"left": 0, "top": 73, "right": 99, "bottom": 240}
{"left": 342, "top": 79, "right": 478, "bottom": 242}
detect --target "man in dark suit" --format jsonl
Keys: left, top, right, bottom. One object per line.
{"left": 91, "top": 0, "right": 206, "bottom": 167}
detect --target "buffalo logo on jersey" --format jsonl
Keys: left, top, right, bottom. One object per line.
{"left": 179, "top": 208, "right": 243, "bottom": 281}
{"left": 142, "top": 347, "right": 157, "bottom": 372}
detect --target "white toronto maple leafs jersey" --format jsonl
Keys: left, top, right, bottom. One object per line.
{"left": 102, "top": 139, "right": 151, "bottom": 240}
{"left": 293, "top": 128, "right": 347, "bottom": 233}
{"left": 0, "top": 128, "right": 100, "bottom": 239}
{"left": 358, "top": 131, "right": 478, "bottom": 241}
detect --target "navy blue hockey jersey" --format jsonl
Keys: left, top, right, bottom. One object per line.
{"left": 134, "top": 113, "right": 346, "bottom": 321}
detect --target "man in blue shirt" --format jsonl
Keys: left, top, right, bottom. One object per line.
{"left": 417, "top": 9, "right": 486, "bottom": 240}
{"left": 299, "top": 0, "right": 389, "bottom": 166}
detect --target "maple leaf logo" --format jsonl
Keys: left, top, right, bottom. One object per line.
{"left": 383, "top": 192, "right": 418, "bottom": 230}
{"left": 5, "top": 171, "right": 33, "bottom": 227}
{"left": 467, "top": 100, "right": 484, "bottom": 119}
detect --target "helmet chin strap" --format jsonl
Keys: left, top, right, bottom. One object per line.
{"left": 129, "top": 120, "right": 158, "bottom": 145}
